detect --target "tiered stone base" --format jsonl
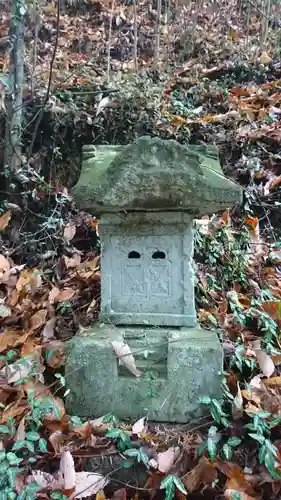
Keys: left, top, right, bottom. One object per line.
{"left": 66, "top": 324, "right": 223, "bottom": 422}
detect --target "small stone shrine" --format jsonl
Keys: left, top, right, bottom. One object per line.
{"left": 66, "top": 137, "right": 242, "bottom": 422}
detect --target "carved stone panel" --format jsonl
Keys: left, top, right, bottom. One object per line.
{"left": 99, "top": 212, "right": 196, "bottom": 327}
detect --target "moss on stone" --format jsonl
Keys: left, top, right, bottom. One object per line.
{"left": 71, "top": 136, "right": 242, "bottom": 216}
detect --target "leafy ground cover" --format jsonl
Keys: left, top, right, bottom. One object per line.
{"left": 2, "top": 0, "right": 281, "bottom": 498}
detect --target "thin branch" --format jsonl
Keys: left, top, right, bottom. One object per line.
{"left": 28, "top": 0, "right": 60, "bottom": 158}
{"left": 107, "top": 0, "right": 115, "bottom": 82}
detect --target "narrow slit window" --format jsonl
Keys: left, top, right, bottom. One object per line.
{"left": 128, "top": 251, "right": 141, "bottom": 259}
{"left": 152, "top": 251, "right": 166, "bottom": 259}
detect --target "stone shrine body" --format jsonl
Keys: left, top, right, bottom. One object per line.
{"left": 66, "top": 137, "right": 242, "bottom": 422}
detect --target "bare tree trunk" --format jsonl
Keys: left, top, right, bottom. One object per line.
{"left": 154, "top": 0, "right": 161, "bottom": 68}
{"left": 107, "top": 0, "right": 115, "bottom": 82}
{"left": 4, "top": 0, "right": 25, "bottom": 180}
{"left": 260, "top": 0, "right": 271, "bottom": 49}
{"left": 133, "top": 1, "right": 138, "bottom": 72}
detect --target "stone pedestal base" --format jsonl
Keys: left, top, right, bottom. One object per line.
{"left": 65, "top": 324, "right": 223, "bottom": 423}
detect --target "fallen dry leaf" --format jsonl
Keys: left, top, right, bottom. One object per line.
{"left": 1, "top": 355, "right": 41, "bottom": 384}
{"left": 157, "top": 446, "right": 181, "bottom": 474}
{"left": 60, "top": 450, "right": 76, "bottom": 491}
{"left": 15, "top": 416, "right": 26, "bottom": 442}
{"left": 64, "top": 253, "right": 81, "bottom": 269}
{"left": 30, "top": 309, "right": 48, "bottom": 331}
{"left": 0, "top": 210, "right": 11, "bottom": 230}
{"left": 96, "top": 490, "right": 107, "bottom": 500}
{"left": 264, "top": 376, "right": 281, "bottom": 386}
{"left": 49, "top": 287, "right": 60, "bottom": 304}
{"left": 111, "top": 340, "right": 142, "bottom": 377}
{"left": 30, "top": 469, "right": 62, "bottom": 489}
{"left": 49, "top": 430, "right": 64, "bottom": 453}
{"left": 1, "top": 399, "right": 29, "bottom": 423}
{"left": 0, "top": 329, "right": 32, "bottom": 353}
{"left": 232, "top": 382, "right": 244, "bottom": 420}
{"left": 54, "top": 288, "right": 76, "bottom": 303}
{"left": 16, "top": 268, "right": 42, "bottom": 293}
{"left": 41, "top": 317, "right": 56, "bottom": 342}
{"left": 253, "top": 340, "right": 275, "bottom": 378}
{"left": 0, "top": 254, "right": 10, "bottom": 284}
{"left": 259, "top": 51, "right": 272, "bottom": 65}
{"left": 132, "top": 416, "right": 146, "bottom": 436}
{"left": 183, "top": 455, "right": 217, "bottom": 493}
{"left": 63, "top": 223, "right": 76, "bottom": 243}
{"left": 72, "top": 471, "right": 109, "bottom": 499}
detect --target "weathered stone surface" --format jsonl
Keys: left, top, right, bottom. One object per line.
{"left": 99, "top": 212, "right": 196, "bottom": 327}
{"left": 66, "top": 324, "right": 223, "bottom": 423}
{"left": 71, "top": 137, "right": 242, "bottom": 215}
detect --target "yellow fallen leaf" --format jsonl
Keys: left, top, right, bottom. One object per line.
{"left": 0, "top": 210, "right": 11, "bottom": 230}
{"left": 264, "top": 376, "right": 281, "bottom": 385}
{"left": 228, "top": 26, "right": 237, "bottom": 41}
{"left": 260, "top": 51, "right": 272, "bottom": 65}
{"left": 170, "top": 115, "right": 186, "bottom": 126}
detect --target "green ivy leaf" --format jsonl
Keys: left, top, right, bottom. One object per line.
{"left": 0, "top": 425, "right": 11, "bottom": 434}
{"left": 26, "top": 440, "right": 35, "bottom": 453}
{"left": 0, "top": 451, "right": 6, "bottom": 461}
{"left": 12, "top": 441, "right": 25, "bottom": 451}
{"left": 50, "top": 492, "right": 69, "bottom": 499}
{"left": 222, "top": 443, "right": 232, "bottom": 460}
{"left": 0, "top": 459, "right": 9, "bottom": 473}
{"left": 207, "top": 426, "right": 218, "bottom": 462}
{"left": 173, "top": 476, "right": 187, "bottom": 495}
{"left": 26, "top": 431, "right": 40, "bottom": 442}
{"left": 38, "top": 438, "right": 48, "bottom": 453}
{"left": 227, "top": 437, "right": 242, "bottom": 447}
{"left": 123, "top": 448, "right": 139, "bottom": 457}
{"left": 120, "top": 458, "right": 134, "bottom": 469}
{"left": 254, "top": 410, "right": 271, "bottom": 419}
{"left": 160, "top": 475, "right": 174, "bottom": 490}
{"left": 160, "top": 475, "right": 176, "bottom": 500}
{"left": 248, "top": 433, "right": 265, "bottom": 444}
{"left": 259, "top": 444, "right": 266, "bottom": 464}
{"left": 6, "top": 452, "right": 22, "bottom": 465}
{"left": 139, "top": 449, "right": 150, "bottom": 467}
{"left": 269, "top": 416, "right": 281, "bottom": 427}
{"left": 106, "top": 428, "right": 121, "bottom": 439}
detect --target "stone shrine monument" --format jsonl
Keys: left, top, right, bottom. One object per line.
{"left": 66, "top": 137, "right": 242, "bottom": 422}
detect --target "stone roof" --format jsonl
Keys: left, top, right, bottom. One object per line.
{"left": 72, "top": 136, "right": 243, "bottom": 216}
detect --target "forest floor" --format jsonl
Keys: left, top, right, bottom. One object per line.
{"left": 1, "top": 0, "right": 281, "bottom": 498}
